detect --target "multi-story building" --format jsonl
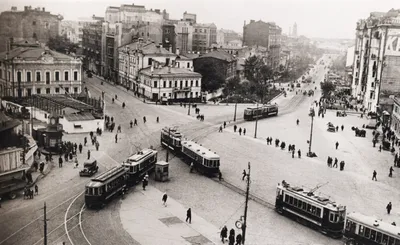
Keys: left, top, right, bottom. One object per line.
{"left": 351, "top": 9, "right": 400, "bottom": 112}
{"left": 243, "top": 20, "right": 282, "bottom": 69}
{"left": 175, "top": 20, "right": 194, "bottom": 54}
{"left": 60, "top": 17, "right": 103, "bottom": 45}
{"left": 82, "top": 19, "right": 103, "bottom": 74}
{"left": 117, "top": 39, "right": 178, "bottom": 91}
{"left": 292, "top": 22, "right": 298, "bottom": 37}
{"left": 0, "top": 47, "right": 82, "bottom": 97}
{"left": 216, "top": 29, "right": 241, "bottom": 46}
{"left": 162, "top": 20, "right": 177, "bottom": 53}
{"left": 139, "top": 64, "right": 202, "bottom": 102}
{"left": 183, "top": 11, "right": 196, "bottom": 23}
{"left": 0, "top": 6, "right": 63, "bottom": 53}
{"left": 192, "top": 23, "right": 217, "bottom": 54}
{"left": 194, "top": 48, "right": 237, "bottom": 81}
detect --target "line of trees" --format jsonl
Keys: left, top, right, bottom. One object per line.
{"left": 47, "top": 35, "right": 79, "bottom": 54}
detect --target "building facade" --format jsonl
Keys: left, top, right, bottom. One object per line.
{"left": 162, "top": 21, "right": 177, "bottom": 53}
{"left": 175, "top": 20, "right": 194, "bottom": 54}
{"left": 192, "top": 23, "right": 217, "bottom": 54}
{"left": 82, "top": 20, "right": 103, "bottom": 74}
{"left": 351, "top": 9, "right": 400, "bottom": 112}
{"left": 0, "top": 47, "right": 82, "bottom": 97}
{"left": 0, "top": 6, "right": 63, "bottom": 53}
{"left": 390, "top": 97, "right": 400, "bottom": 139}
{"left": 194, "top": 49, "right": 237, "bottom": 81}
{"left": 139, "top": 65, "right": 201, "bottom": 102}
{"left": 60, "top": 17, "right": 103, "bottom": 45}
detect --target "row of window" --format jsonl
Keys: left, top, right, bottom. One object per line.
{"left": 346, "top": 220, "right": 400, "bottom": 245}
{"left": 86, "top": 175, "right": 125, "bottom": 196}
{"left": 284, "top": 194, "right": 322, "bottom": 218}
{"left": 13, "top": 70, "right": 79, "bottom": 82}
{"left": 160, "top": 91, "right": 199, "bottom": 98}
{"left": 204, "top": 159, "right": 220, "bottom": 168}
{"left": 151, "top": 80, "right": 199, "bottom": 88}
{"left": 19, "top": 87, "right": 79, "bottom": 96}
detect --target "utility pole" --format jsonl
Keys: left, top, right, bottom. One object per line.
{"left": 21, "top": 119, "right": 26, "bottom": 166}
{"left": 165, "top": 128, "right": 170, "bottom": 162}
{"left": 187, "top": 101, "right": 191, "bottom": 115}
{"left": 242, "top": 162, "right": 250, "bottom": 244}
{"left": 254, "top": 102, "right": 259, "bottom": 138}
{"left": 44, "top": 202, "right": 48, "bottom": 245}
{"left": 307, "top": 108, "right": 315, "bottom": 157}
{"left": 233, "top": 99, "right": 237, "bottom": 122}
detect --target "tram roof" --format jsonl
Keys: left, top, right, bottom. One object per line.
{"left": 161, "top": 127, "right": 182, "bottom": 138}
{"left": 125, "top": 149, "right": 157, "bottom": 163}
{"left": 245, "top": 104, "right": 278, "bottom": 110}
{"left": 181, "top": 140, "right": 220, "bottom": 159}
{"left": 89, "top": 166, "right": 126, "bottom": 183}
{"left": 279, "top": 183, "right": 345, "bottom": 210}
{"left": 347, "top": 212, "right": 400, "bottom": 238}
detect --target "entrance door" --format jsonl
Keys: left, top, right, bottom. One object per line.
{"left": 152, "top": 93, "right": 158, "bottom": 101}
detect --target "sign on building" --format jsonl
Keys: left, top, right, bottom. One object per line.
{"left": 385, "top": 29, "right": 400, "bottom": 56}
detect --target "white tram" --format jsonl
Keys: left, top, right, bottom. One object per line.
{"left": 181, "top": 140, "right": 220, "bottom": 176}
{"left": 344, "top": 212, "right": 400, "bottom": 245}
{"left": 122, "top": 149, "right": 157, "bottom": 185}
{"left": 275, "top": 181, "right": 346, "bottom": 238}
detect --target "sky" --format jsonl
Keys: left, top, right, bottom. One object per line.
{"left": 1, "top": 0, "right": 399, "bottom": 39}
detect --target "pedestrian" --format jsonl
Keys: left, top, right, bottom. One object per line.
{"left": 186, "top": 208, "right": 192, "bottom": 223}
{"left": 239, "top": 128, "right": 242, "bottom": 135}
{"left": 234, "top": 125, "right": 237, "bottom": 132}
{"left": 190, "top": 162, "right": 194, "bottom": 173}
{"left": 228, "top": 234, "right": 235, "bottom": 245}
{"left": 243, "top": 128, "right": 246, "bottom": 136}
{"left": 341, "top": 125, "right": 344, "bottom": 131}
{"left": 156, "top": 117, "right": 159, "bottom": 123}
{"left": 219, "top": 126, "right": 223, "bottom": 132}
{"left": 64, "top": 152, "right": 68, "bottom": 162}
{"left": 218, "top": 171, "right": 222, "bottom": 181}
{"left": 79, "top": 143, "right": 82, "bottom": 154}
{"left": 122, "top": 102, "right": 125, "bottom": 109}
{"left": 395, "top": 153, "right": 398, "bottom": 166}
{"left": 340, "top": 161, "right": 345, "bottom": 171}
{"left": 130, "top": 120, "right": 133, "bottom": 128}
{"left": 142, "top": 177, "right": 147, "bottom": 190}
{"left": 372, "top": 170, "right": 377, "bottom": 181}
{"left": 288, "top": 144, "right": 292, "bottom": 152}
{"left": 333, "top": 158, "right": 338, "bottom": 168}
{"left": 134, "top": 118, "right": 137, "bottom": 126}
{"left": 379, "top": 145, "right": 382, "bottom": 152}
{"left": 298, "top": 149, "right": 301, "bottom": 158}
{"left": 162, "top": 192, "right": 168, "bottom": 206}
{"left": 115, "top": 134, "right": 118, "bottom": 143}
{"left": 115, "top": 94, "right": 117, "bottom": 100}
{"left": 143, "top": 116, "right": 146, "bottom": 123}
{"left": 95, "top": 141, "right": 99, "bottom": 151}
{"left": 387, "top": 202, "right": 392, "bottom": 214}
{"left": 296, "top": 119, "right": 299, "bottom": 125}
{"left": 34, "top": 184, "right": 38, "bottom": 195}
{"left": 74, "top": 157, "right": 79, "bottom": 168}
{"left": 336, "top": 126, "right": 339, "bottom": 132}
{"left": 229, "top": 229, "right": 235, "bottom": 239}
{"left": 224, "top": 121, "right": 226, "bottom": 128}
{"left": 235, "top": 233, "right": 242, "bottom": 245}
{"left": 84, "top": 137, "right": 87, "bottom": 146}
{"left": 292, "top": 150, "right": 295, "bottom": 158}
{"left": 112, "top": 98, "right": 114, "bottom": 103}
{"left": 220, "top": 226, "right": 228, "bottom": 243}
{"left": 117, "top": 125, "right": 121, "bottom": 133}
{"left": 242, "top": 169, "right": 247, "bottom": 181}
{"left": 389, "top": 166, "right": 394, "bottom": 177}
{"left": 58, "top": 156, "right": 63, "bottom": 168}
{"left": 335, "top": 141, "right": 339, "bottom": 150}
{"left": 87, "top": 150, "right": 91, "bottom": 160}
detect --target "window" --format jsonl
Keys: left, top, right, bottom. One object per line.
{"left": 36, "top": 88, "right": 41, "bottom": 94}
{"left": 46, "top": 88, "right": 50, "bottom": 94}
{"left": 376, "top": 232, "right": 382, "bottom": 243}
{"left": 55, "top": 71, "right": 60, "bottom": 81}
{"left": 148, "top": 58, "right": 152, "bottom": 65}
{"left": 64, "top": 71, "right": 69, "bottom": 81}
{"left": 293, "top": 198, "right": 298, "bottom": 207}
{"left": 33, "top": 33, "right": 37, "bottom": 39}
{"left": 166, "top": 58, "right": 170, "bottom": 66}
{"left": 175, "top": 81, "right": 177, "bottom": 87}
{"left": 196, "top": 80, "right": 199, "bottom": 87}
{"left": 316, "top": 208, "right": 321, "bottom": 217}
{"left": 163, "top": 93, "right": 166, "bottom": 97}
{"left": 195, "top": 92, "right": 198, "bottom": 97}
{"left": 302, "top": 202, "right": 306, "bottom": 210}
{"left": 190, "top": 80, "right": 193, "bottom": 87}
{"left": 154, "top": 81, "right": 158, "bottom": 88}
{"left": 284, "top": 195, "right": 289, "bottom": 203}
{"left": 370, "top": 230, "right": 376, "bottom": 241}
{"left": 180, "top": 81, "right": 183, "bottom": 88}
{"left": 185, "top": 81, "right": 188, "bottom": 87}
{"left": 45, "top": 72, "right": 50, "bottom": 84}
{"left": 55, "top": 88, "right": 60, "bottom": 93}
{"left": 187, "top": 62, "right": 190, "bottom": 68}
{"left": 74, "top": 71, "right": 78, "bottom": 80}
{"left": 169, "top": 81, "right": 172, "bottom": 88}
{"left": 26, "top": 72, "right": 31, "bottom": 82}
{"left": 36, "top": 72, "right": 41, "bottom": 82}
{"left": 17, "top": 71, "right": 22, "bottom": 82}
{"left": 163, "top": 81, "right": 166, "bottom": 88}
{"left": 74, "top": 87, "right": 78, "bottom": 93}
{"left": 65, "top": 87, "right": 69, "bottom": 93}
{"left": 289, "top": 196, "right": 293, "bottom": 205}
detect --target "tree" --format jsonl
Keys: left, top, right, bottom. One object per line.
{"left": 244, "top": 56, "right": 264, "bottom": 82}
{"left": 195, "top": 61, "right": 225, "bottom": 93}
{"left": 222, "top": 76, "right": 241, "bottom": 97}
{"left": 320, "top": 81, "right": 336, "bottom": 98}
{"left": 47, "top": 35, "right": 78, "bottom": 54}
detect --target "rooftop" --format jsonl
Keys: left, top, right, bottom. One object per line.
{"left": 140, "top": 66, "right": 201, "bottom": 77}
{"left": 120, "top": 41, "right": 176, "bottom": 57}
{"left": 0, "top": 47, "right": 78, "bottom": 62}
{"left": 64, "top": 112, "right": 95, "bottom": 121}
{"left": 124, "top": 149, "right": 157, "bottom": 164}
{"left": 347, "top": 212, "right": 400, "bottom": 237}
{"left": 181, "top": 140, "right": 220, "bottom": 159}
{"left": 196, "top": 49, "right": 236, "bottom": 62}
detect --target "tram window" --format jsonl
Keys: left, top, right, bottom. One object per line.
{"left": 382, "top": 234, "right": 388, "bottom": 244}
{"left": 302, "top": 202, "right": 307, "bottom": 210}
{"left": 284, "top": 195, "right": 289, "bottom": 203}
{"left": 329, "top": 213, "right": 334, "bottom": 222}
{"left": 364, "top": 227, "right": 370, "bottom": 238}
{"left": 370, "top": 230, "right": 376, "bottom": 240}
{"left": 289, "top": 196, "right": 293, "bottom": 205}
{"left": 130, "top": 166, "right": 133, "bottom": 173}
{"left": 312, "top": 206, "right": 316, "bottom": 215}
{"left": 316, "top": 208, "right": 321, "bottom": 217}
{"left": 358, "top": 225, "right": 364, "bottom": 236}
{"left": 376, "top": 232, "right": 382, "bottom": 243}
{"left": 85, "top": 188, "right": 89, "bottom": 195}
{"left": 94, "top": 188, "right": 99, "bottom": 196}
{"left": 395, "top": 238, "right": 400, "bottom": 245}
{"left": 350, "top": 223, "right": 356, "bottom": 233}
{"left": 335, "top": 214, "right": 339, "bottom": 222}
{"left": 293, "top": 199, "right": 298, "bottom": 207}
{"left": 307, "top": 204, "right": 312, "bottom": 213}
{"left": 388, "top": 237, "right": 395, "bottom": 245}
{"left": 345, "top": 220, "right": 351, "bottom": 230}
{"left": 298, "top": 200, "right": 302, "bottom": 208}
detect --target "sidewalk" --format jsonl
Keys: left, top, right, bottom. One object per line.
{"left": 120, "top": 186, "right": 220, "bottom": 245}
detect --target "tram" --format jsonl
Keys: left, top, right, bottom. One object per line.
{"left": 85, "top": 166, "right": 127, "bottom": 209}
{"left": 275, "top": 181, "right": 346, "bottom": 238}
{"left": 344, "top": 212, "right": 400, "bottom": 245}
{"left": 161, "top": 127, "right": 182, "bottom": 151}
{"left": 181, "top": 140, "right": 220, "bottom": 176}
{"left": 243, "top": 104, "right": 278, "bottom": 121}
{"left": 122, "top": 148, "right": 157, "bottom": 185}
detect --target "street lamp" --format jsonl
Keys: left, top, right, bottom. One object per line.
{"left": 233, "top": 86, "right": 238, "bottom": 122}
{"left": 307, "top": 107, "right": 316, "bottom": 157}
{"left": 254, "top": 102, "right": 259, "bottom": 138}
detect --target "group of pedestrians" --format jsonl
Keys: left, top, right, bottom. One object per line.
{"left": 266, "top": 137, "right": 302, "bottom": 159}
{"left": 233, "top": 125, "right": 246, "bottom": 136}
{"left": 326, "top": 156, "right": 345, "bottom": 171}
{"left": 220, "top": 226, "right": 242, "bottom": 245}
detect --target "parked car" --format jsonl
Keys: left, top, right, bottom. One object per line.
{"left": 80, "top": 159, "right": 98, "bottom": 177}
{"left": 365, "top": 120, "right": 377, "bottom": 130}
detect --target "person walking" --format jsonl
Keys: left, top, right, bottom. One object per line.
{"left": 228, "top": 234, "right": 235, "bottom": 245}
{"left": 335, "top": 141, "right": 339, "bottom": 150}
{"left": 379, "top": 145, "right": 382, "bottom": 152}
{"left": 84, "top": 137, "right": 87, "bottom": 146}
{"left": 87, "top": 150, "right": 91, "bottom": 160}
{"left": 143, "top": 116, "right": 146, "bottom": 123}
{"left": 34, "top": 184, "right": 39, "bottom": 195}
{"left": 156, "top": 117, "right": 159, "bottom": 123}
{"left": 372, "top": 170, "right": 377, "bottom": 181}
{"left": 142, "top": 177, "right": 148, "bottom": 190}
{"left": 341, "top": 125, "right": 344, "bottom": 131}
{"left": 238, "top": 128, "right": 242, "bottom": 135}
{"left": 242, "top": 169, "right": 247, "bottom": 181}
{"left": 220, "top": 226, "right": 228, "bottom": 243}
{"left": 243, "top": 128, "right": 246, "bottom": 136}
{"left": 122, "top": 102, "right": 126, "bottom": 109}
{"left": 333, "top": 158, "right": 338, "bottom": 168}
{"left": 58, "top": 156, "right": 63, "bottom": 168}
{"left": 186, "top": 208, "right": 192, "bottom": 223}
{"left": 298, "top": 149, "right": 301, "bottom": 158}
{"left": 115, "top": 134, "right": 118, "bottom": 143}
{"left": 95, "top": 141, "right": 99, "bottom": 151}
{"left": 235, "top": 233, "right": 242, "bottom": 245}
{"left": 234, "top": 125, "right": 237, "bottom": 133}
{"left": 78, "top": 143, "right": 83, "bottom": 154}
{"left": 219, "top": 126, "right": 223, "bottom": 132}
{"left": 296, "top": 119, "right": 299, "bottom": 125}
{"left": 130, "top": 120, "right": 133, "bottom": 128}
{"left": 190, "top": 162, "right": 194, "bottom": 173}
{"left": 218, "top": 171, "right": 222, "bottom": 181}
{"left": 223, "top": 121, "right": 226, "bottom": 128}
{"left": 340, "top": 161, "right": 345, "bottom": 171}
{"left": 162, "top": 192, "right": 168, "bottom": 206}
{"left": 389, "top": 166, "right": 394, "bottom": 177}
{"left": 336, "top": 126, "right": 339, "bottom": 132}
{"left": 387, "top": 202, "right": 392, "bottom": 214}
{"left": 134, "top": 118, "right": 138, "bottom": 126}
{"left": 117, "top": 125, "right": 121, "bottom": 133}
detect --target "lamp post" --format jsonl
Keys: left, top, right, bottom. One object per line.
{"left": 233, "top": 86, "right": 238, "bottom": 122}
{"left": 254, "top": 102, "right": 259, "bottom": 138}
{"left": 307, "top": 107, "right": 315, "bottom": 157}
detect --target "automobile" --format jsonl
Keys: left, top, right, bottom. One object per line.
{"left": 80, "top": 159, "right": 99, "bottom": 177}
{"left": 327, "top": 122, "right": 336, "bottom": 132}
{"left": 86, "top": 70, "right": 93, "bottom": 78}
{"left": 296, "top": 83, "right": 301, "bottom": 88}
{"left": 365, "top": 120, "right": 377, "bottom": 130}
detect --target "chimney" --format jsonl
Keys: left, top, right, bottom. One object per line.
{"left": 176, "top": 48, "right": 180, "bottom": 55}
{"left": 42, "top": 7, "right": 45, "bottom": 12}
{"left": 24, "top": 6, "right": 28, "bottom": 11}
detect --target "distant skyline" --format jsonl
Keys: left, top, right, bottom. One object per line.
{"left": 1, "top": 0, "right": 399, "bottom": 39}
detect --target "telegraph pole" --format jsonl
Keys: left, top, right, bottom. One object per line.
{"left": 307, "top": 108, "right": 315, "bottom": 157}
{"left": 242, "top": 162, "right": 251, "bottom": 244}
{"left": 233, "top": 101, "right": 237, "bottom": 122}
{"left": 21, "top": 119, "right": 26, "bottom": 166}
{"left": 254, "top": 102, "right": 259, "bottom": 138}
{"left": 165, "top": 128, "right": 170, "bottom": 162}
{"left": 44, "top": 202, "right": 47, "bottom": 245}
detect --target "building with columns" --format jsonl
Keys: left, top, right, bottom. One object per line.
{"left": 0, "top": 47, "right": 82, "bottom": 98}
{"left": 351, "top": 9, "right": 400, "bottom": 112}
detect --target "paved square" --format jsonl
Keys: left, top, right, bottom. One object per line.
{"left": 159, "top": 216, "right": 184, "bottom": 226}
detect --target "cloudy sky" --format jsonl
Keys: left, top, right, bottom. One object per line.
{"left": 1, "top": 0, "right": 399, "bottom": 39}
